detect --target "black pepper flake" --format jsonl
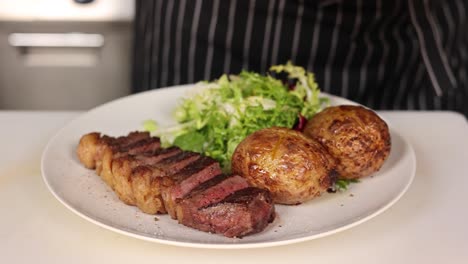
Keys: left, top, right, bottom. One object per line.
{"left": 154, "top": 217, "right": 159, "bottom": 221}
{"left": 349, "top": 194, "right": 354, "bottom": 197}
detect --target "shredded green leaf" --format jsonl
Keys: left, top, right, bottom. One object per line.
{"left": 334, "top": 179, "right": 360, "bottom": 192}
{"left": 142, "top": 119, "right": 158, "bottom": 132}
{"left": 145, "top": 62, "right": 328, "bottom": 171}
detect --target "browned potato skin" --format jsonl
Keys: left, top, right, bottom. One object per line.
{"left": 303, "top": 105, "right": 391, "bottom": 179}
{"left": 231, "top": 127, "right": 337, "bottom": 205}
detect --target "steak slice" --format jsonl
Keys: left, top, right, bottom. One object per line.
{"left": 77, "top": 131, "right": 152, "bottom": 169}
{"left": 77, "top": 132, "right": 101, "bottom": 169}
{"left": 193, "top": 187, "right": 276, "bottom": 238}
{"left": 131, "top": 151, "right": 201, "bottom": 214}
{"left": 104, "top": 131, "right": 151, "bottom": 150}
{"left": 112, "top": 147, "right": 182, "bottom": 205}
{"left": 99, "top": 136, "right": 160, "bottom": 189}
{"left": 175, "top": 174, "right": 250, "bottom": 226}
{"left": 114, "top": 137, "right": 162, "bottom": 158}
{"left": 161, "top": 156, "right": 222, "bottom": 219}
{"left": 96, "top": 132, "right": 150, "bottom": 173}
{"left": 77, "top": 131, "right": 151, "bottom": 188}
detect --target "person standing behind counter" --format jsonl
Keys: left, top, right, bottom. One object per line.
{"left": 132, "top": 0, "right": 468, "bottom": 118}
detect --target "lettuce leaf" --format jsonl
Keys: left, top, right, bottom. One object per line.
{"left": 146, "top": 62, "right": 328, "bottom": 171}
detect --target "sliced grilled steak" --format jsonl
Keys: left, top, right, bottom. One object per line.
{"left": 131, "top": 151, "right": 201, "bottom": 214}
{"left": 175, "top": 174, "right": 250, "bottom": 225}
{"left": 96, "top": 131, "right": 150, "bottom": 171}
{"left": 161, "top": 156, "right": 222, "bottom": 219}
{"left": 154, "top": 151, "right": 201, "bottom": 176}
{"left": 97, "top": 132, "right": 156, "bottom": 189}
{"left": 106, "top": 131, "right": 151, "bottom": 149}
{"left": 77, "top": 132, "right": 101, "bottom": 169}
{"left": 77, "top": 131, "right": 151, "bottom": 188}
{"left": 112, "top": 147, "right": 182, "bottom": 205}
{"left": 133, "top": 147, "right": 182, "bottom": 164}
{"left": 77, "top": 132, "right": 276, "bottom": 238}
{"left": 114, "top": 137, "right": 162, "bottom": 158}
{"left": 180, "top": 187, "right": 275, "bottom": 238}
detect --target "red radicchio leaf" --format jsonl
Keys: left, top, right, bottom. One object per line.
{"left": 293, "top": 114, "right": 308, "bottom": 132}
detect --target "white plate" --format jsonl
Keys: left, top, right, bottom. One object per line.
{"left": 41, "top": 85, "right": 416, "bottom": 249}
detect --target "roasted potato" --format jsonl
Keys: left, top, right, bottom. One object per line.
{"left": 303, "top": 105, "right": 391, "bottom": 179}
{"left": 231, "top": 127, "right": 337, "bottom": 205}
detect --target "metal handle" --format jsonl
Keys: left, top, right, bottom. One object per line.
{"left": 74, "top": 0, "right": 95, "bottom": 4}
{"left": 8, "top": 33, "right": 104, "bottom": 48}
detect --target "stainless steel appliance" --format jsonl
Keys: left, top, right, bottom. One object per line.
{"left": 0, "top": 0, "right": 134, "bottom": 110}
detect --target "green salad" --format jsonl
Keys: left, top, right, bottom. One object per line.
{"left": 144, "top": 62, "right": 329, "bottom": 171}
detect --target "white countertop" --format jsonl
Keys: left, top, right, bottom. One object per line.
{"left": 0, "top": 110, "right": 467, "bottom": 263}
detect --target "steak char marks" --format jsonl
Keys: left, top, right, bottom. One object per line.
{"left": 112, "top": 147, "right": 182, "bottom": 205}
{"left": 77, "top": 131, "right": 275, "bottom": 238}
{"left": 161, "top": 156, "right": 223, "bottom": 219}
{"left": 175, "top": 175, "right": 276, "bottom": 238}
{"left": 131, "top": 151, "right": 201, "bottom": 214}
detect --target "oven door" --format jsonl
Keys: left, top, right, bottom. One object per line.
{"left": 0, "top": 0, "right": 134, "bottom": 110}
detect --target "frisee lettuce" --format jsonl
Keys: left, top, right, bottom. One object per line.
{"left": 334, "top": 179, "right": 360, "bottom": 192}
{"left": 144, "top": 62, "right": 329, "bottom": 171}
